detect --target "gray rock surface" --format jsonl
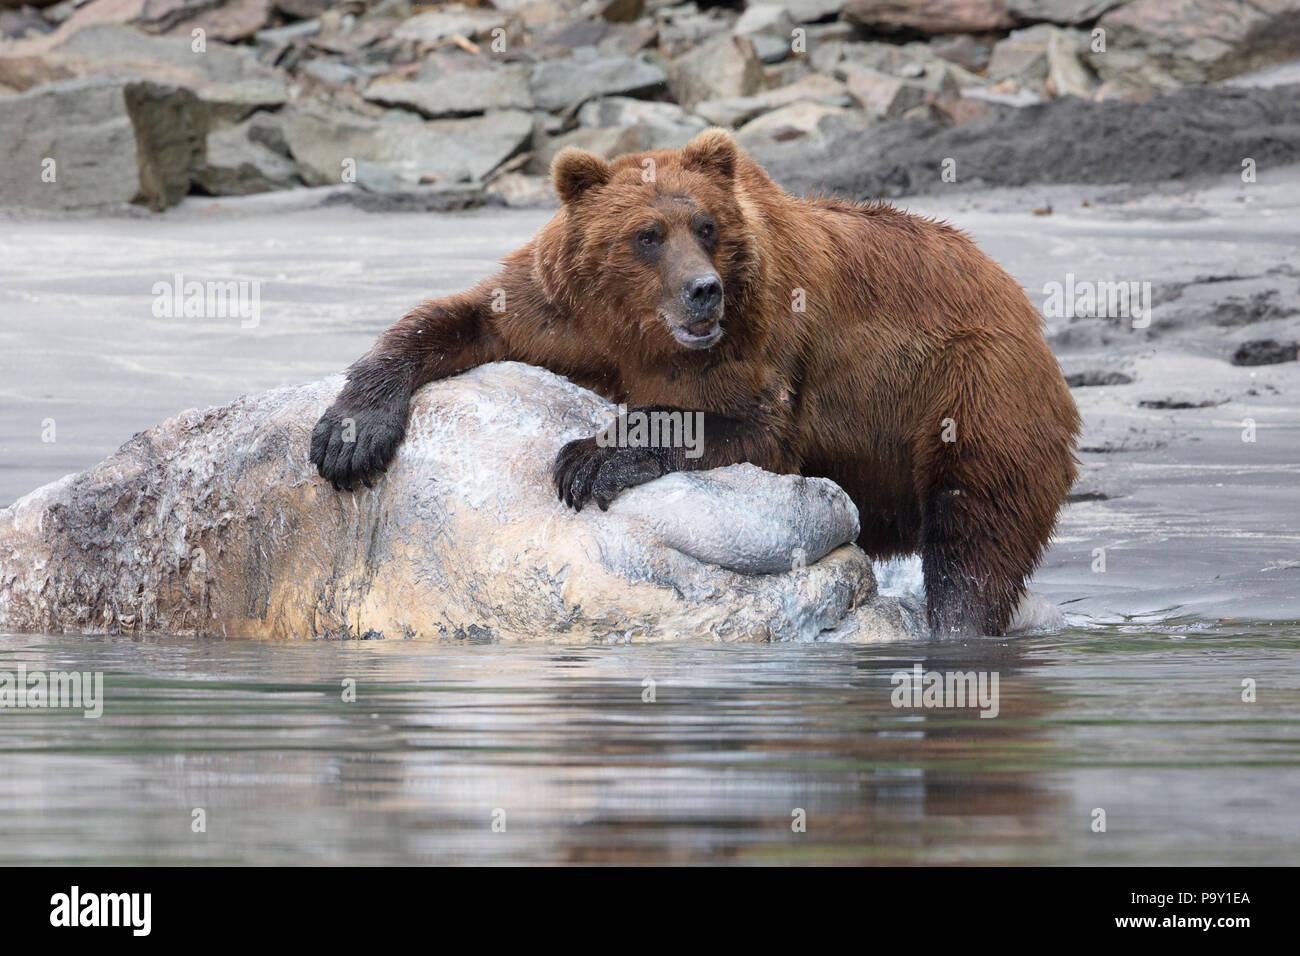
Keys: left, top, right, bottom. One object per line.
{"left": 735, "top": 100, "right": 850, "bottom": 148}
{"left": 664, "top": 33, "right": 765, "bottom": 110}
{"left": 194, "top": 116, "right": 299, "bottom": 195}
{"left": 753, "top": 82, "right": 1300, "bottom": 198}
{"left": 0, "top": 75, "right": 208, "bottom": 211}
{"left": 1006, "top": 0, "right": 1129, "bottom": 22}
{"left": 529, "top": 124, "right": 655, "bottom": 174}
{"left": 575, "top": 96, "right": 708, "bottom": 144}
{"left": 364, "top": 66, "right": 534, "bottom": 118}
{"left": 777, "top": 0, "right": 848, "bottom": 22}
{"left": 695, "top": 72, "right": 851, "bottom": 126}
{"left": 733, "top": 4, "right": 795, "bottom": 40}
{"left": 392, "top": 6, "right": 515, "bottom": 45}
{"left": 0, "top": 362, "right": 919, "bottom": 643}
{"left": 283, "top": 103, "right": 532, "bottom": 186}
{"left": 1092, "top": 0, "right": 1300, "bottom": 88}
{"left": 0, "top": 24, "right": 289, "bottom": 119}
{"left": 529, "top": 53, "right": 667, "bottom": 111}
{"left": 842, "top": 0, "right": 1016, "bottom": 33}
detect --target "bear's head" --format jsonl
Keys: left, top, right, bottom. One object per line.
{"left": 535, "top": 128, "right": 760, "bottom": 360}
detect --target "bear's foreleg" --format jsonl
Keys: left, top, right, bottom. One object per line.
{"left": 310, "top": 288, "right": 504, "bottom": 490}
{"left": 554, "top": 405, "right": 799, "bottom": 511}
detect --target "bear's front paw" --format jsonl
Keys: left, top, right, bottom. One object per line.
{"left": 552, "top": 437, "right": 668, "bottom": 512}
{"left": 309, "top": 398, "right": 407, "bottom": 492}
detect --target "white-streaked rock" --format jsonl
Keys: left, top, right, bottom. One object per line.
{"left": 0, "top": 362, "right": 920, "bottom": 643}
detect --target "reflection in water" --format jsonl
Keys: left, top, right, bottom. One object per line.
{"left": 0, "top": 623, "right": 1297, "bottom": 864}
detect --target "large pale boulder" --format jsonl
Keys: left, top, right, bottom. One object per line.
{"left": 0, "top": 364, "right": 920, "bottom": 644}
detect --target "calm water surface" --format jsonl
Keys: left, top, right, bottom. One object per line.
{"left": 2, "top": 622, "right": 1296, "bottom": 865}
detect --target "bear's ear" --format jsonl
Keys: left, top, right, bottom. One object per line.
{"left": 681, "top": 128, "right": 739, "bottom": 183}
{"left": 552, "top": 147, "right": 611, "bottom": 204}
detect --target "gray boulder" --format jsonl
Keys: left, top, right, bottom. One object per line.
{"left": 529, "top": 53, "right": 667, "bottom": 111}
{"left": 656, "top": 4, "right": 734, "bottom": 58}
{"left": 735, "top": 100, "right": 850, "bottom": 148}
{"left": 364, "top": 65, "right": 534, "bottom": 118}
{"left": 0, "top": 363, "right": 918, "bottom": 643}
{"left": 1006, "top": 0, "right": 1130, "bottom": 22}
{"left": 695, "top": 72, "right": 851, "bottom": 127}
{"left": 194, "top": 116, "right": 299, "bottom": 195}
{"left": 575, "top": 96, "right": 708, "bottom": 144}
{"left": 0, "top": 76, "right": 208, "bottom": 211}
{"left": 0, "top": 24, "right": 290, "bottom": 121}
{"left": 283, "top": 103, "right": 532, "bottom": 185}
{"left": 842, "top": 0, "right": 1015, "bottom": 33}
{"left": 529, "top": 125, "right": 655, "bottom": 175}
{"left": 139, "top": 0, "right": 274, "bottom": 42}
{"left": 392, "top": 5, "right": 516, "bottom": 44}
{"left": 733, "top": 3, "right": 795, "bottom": 39}
{"left": 777, "top": 0, "right": 848, "bottom": 21}
{"left": 1091, "top": 0, "right": 1300, "bottom": 89}
{"left": 988, "top": 24, "right": 1056, "bottom": 87}
{"left": 665, "top": 33, "right": 766, "bottom": 111}
{"left": 842, "top": 68, "right": 931, "bottom": 117}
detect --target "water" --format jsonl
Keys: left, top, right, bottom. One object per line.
{"left": 2, "top": 623, "right": 1296, "bottom": 865}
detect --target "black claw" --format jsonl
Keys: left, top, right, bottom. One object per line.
{"left": 309, "top": 396, "right": 408, "bottom": 493}
{"left": 573, "top": 457, "right": 600, "bottom": 509}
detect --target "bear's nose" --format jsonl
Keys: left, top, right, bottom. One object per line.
{"left": 683, "top": 274, "right": 723, "bottom": 318}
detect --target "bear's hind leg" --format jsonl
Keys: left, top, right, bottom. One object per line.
{"left": 920, "top": 486, "right": 1030, "bottom": 638}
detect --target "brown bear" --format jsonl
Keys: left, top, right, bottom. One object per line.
{"left": 310, "top": 128, "right": 1080, "bottom": 637}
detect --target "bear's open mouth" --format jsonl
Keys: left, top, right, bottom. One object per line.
{"left": 671, "top": 320, "right": 723, "bottom": 349}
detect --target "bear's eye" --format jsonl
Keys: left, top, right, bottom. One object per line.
{"left": 696, "top": 220, "right": 716, "bottom": 242}
{"left": 636, "top": 227, "right": 661, "bottom": 248}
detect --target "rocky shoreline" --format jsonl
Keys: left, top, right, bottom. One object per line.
{"left": 4, "top": 0, "right": 1300, "bottom": 212}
